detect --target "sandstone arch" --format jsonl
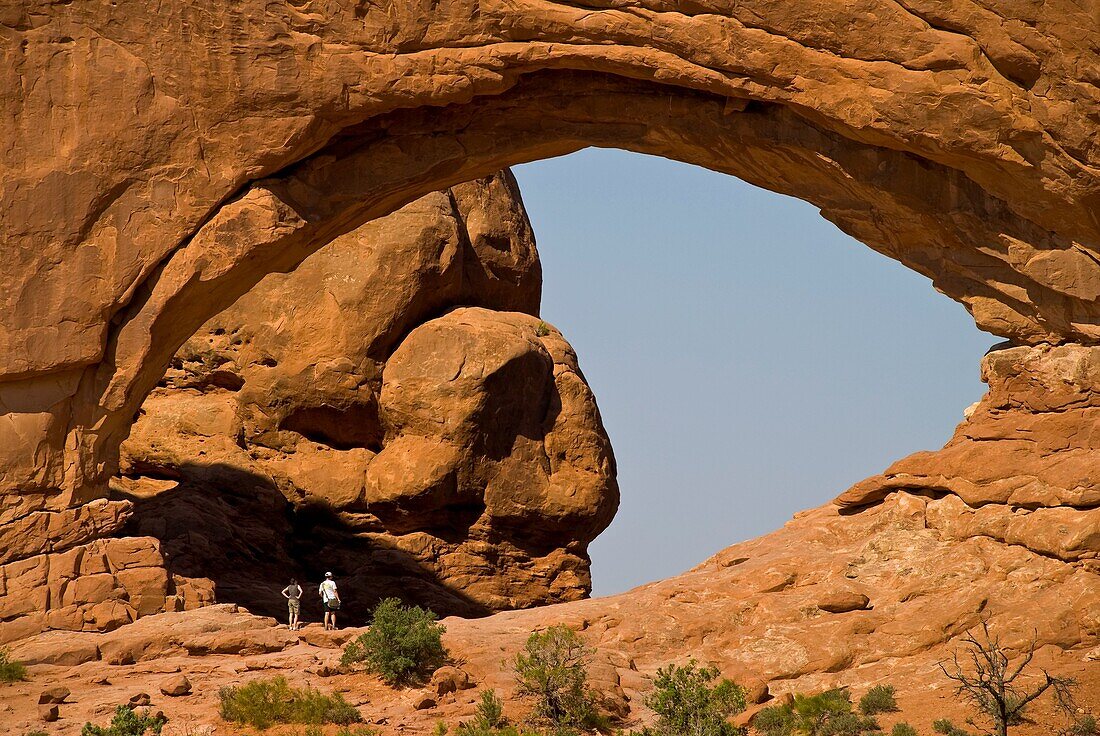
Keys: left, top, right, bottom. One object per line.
{"left": 2, "top": 1, "right": 1099, "bottom": 637}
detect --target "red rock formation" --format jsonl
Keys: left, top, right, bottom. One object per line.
{"left": 837, "top": 343, "right": 1100, "bottom": 566}
{"left": 1, "top": 171, "right": 619, "bottom": 640}
{"left": 2, "top": 0, "right": 1099, "bottom": 539}
{"left": 1, "top": 1, "right": 1099, "bottom": 727}
{"left": 5, "top": 172, "right": 613, "bottom": 635}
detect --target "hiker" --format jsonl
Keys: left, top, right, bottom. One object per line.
{"left": 319, "top": 572, "right": 340, "bottom": 630}
{"left": 281, "top": 579, "right": 302, "bottom": 631}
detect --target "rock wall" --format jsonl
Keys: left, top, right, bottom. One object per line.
{"left": 836, "top": 343, "right": 1100, "bottom": 567}
{"left": 1, "top": 172, "right": 618, "bottom": 640}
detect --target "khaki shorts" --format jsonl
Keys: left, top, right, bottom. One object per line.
{"left": 288, "top": 598, "right": 300, "bottom": 615}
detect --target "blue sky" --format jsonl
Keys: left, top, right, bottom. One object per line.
{"left": 511, "top": 148, "right": 995, "bottom": 596}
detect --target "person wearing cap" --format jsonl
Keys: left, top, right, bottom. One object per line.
{"left": 319, "top": 572, "right": 340, "bottom": 630}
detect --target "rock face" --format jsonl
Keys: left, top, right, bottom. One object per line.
{"left": 2, "top": 0, "right": 1100, "bottom": 562}
{"left": 836, "top": 343, "right": 1100, "bottom": 565}
{"left": 111, "top": 171, "right": 617, "bottom": 622}
{"left": 1, "top": 3, "right": 1099, "bottom": 722}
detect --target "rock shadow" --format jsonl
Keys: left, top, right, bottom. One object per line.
{"left": 113, "top": 462, "right": 493, "bottom": 625}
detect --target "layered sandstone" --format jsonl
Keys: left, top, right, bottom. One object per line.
{"left": 1, "top": 172, "right": 618, "bottom": 639}
{"left": 837, "top": 343, "right": 1100, "bottom": 564}
{"left": 2, "top": 0, "right": 1100, "bottom": 551}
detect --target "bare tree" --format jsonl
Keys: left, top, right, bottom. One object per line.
{"left": 938, "top": 621, "right": 1077, "bottom": 736}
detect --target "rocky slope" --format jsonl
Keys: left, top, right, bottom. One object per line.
{"left": 5, "top": 487, "right": 1097, "bottom": 735}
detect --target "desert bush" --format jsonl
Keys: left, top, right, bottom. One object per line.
{"left": 456, "top": 690, "right": 508, "bottom": 734}
{"left": 341, "top": 597, "right": 447, "bottom": 685}
{"left": 932, "top": 720, "right": 972, "bottom": 736}
{"left": 638, "top": 660, "right": 746, "bottom": 736}
{"left": 512, "top": 625, "right": 601, "bottom": 730}
{"left": 218, "top": 676, "right": 361, "bottom": 729}
{"left": 451, "top": 727, "right": 543, "bottom": 736}
{"left": 753, "top": 687, "right": 882, "bottom": 736}
{"left": 25, "top": 731, "right": 49, "bottom": 736}
{"left": 1062, "top": 715, "right": 1100, "bottom": 736}
{"left": 891, "top": 724, "right": 919, "bottom": 736}
{"left": 81, "top": 705, "right": 167, "bottom": 736}
{"left": 859, "top": 685, "right": 899, "bottom": 716}
{"left": 0, "top": 647, "right": 28, "bottom": 683}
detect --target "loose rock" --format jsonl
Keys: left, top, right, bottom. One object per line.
{"left": 38, "top": 685, "right": 70, "bottom": 704}
{"left": 128, "top": 693, "right": 151, "bottom": 707}
{"left": 159, "top": 674, "right": 191, "bottom": 696}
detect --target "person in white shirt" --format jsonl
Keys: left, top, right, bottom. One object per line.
{"left": 319, "top": 572, "right": 340, "bottom": 630}
{"left": 281, "top": 579, "right": 302, "bottom": 631}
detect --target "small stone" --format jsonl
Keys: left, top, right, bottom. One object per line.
{"left": 39, "top": 685, "right": 70, "bottom": 704}
{"left": 39, "top": 704, "right": 60, "bottom": 722}
{"left": 410, "top": 692, "right": 437, "bottom": 710}
{"left": 429, "top": 665, "right": 471, "bottom": 696}
{"left": 160, "top": 673, "right": 192, "bottom": 696}
{"left": 743, "top": 679, "right": 769, "bottom": 705}
{"left": 128, "top": 692, "right": 152, "bottom": 707}
{"left": 817, "top": 591, "right": 871, "bottom": 614}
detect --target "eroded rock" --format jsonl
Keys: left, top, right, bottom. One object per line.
{"left": 159, "top": 675, "right": 191, "bottom": 697}
{"left": 835, "top": 344, "right": 1100, "bottom": 564}
{"left": 107, "top": 173, "right": 616, "bottom": 623}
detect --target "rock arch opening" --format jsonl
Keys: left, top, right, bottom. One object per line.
{"left": 511, "top": 148, "right": 998, "bottom": 595}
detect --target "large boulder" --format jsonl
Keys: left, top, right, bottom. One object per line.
{"left": 110, "top": 172, "right": 617, "bottom": 622}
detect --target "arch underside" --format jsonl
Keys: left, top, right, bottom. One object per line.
{"left": 93, "top": 71, "right": 1100, "bottom": 484}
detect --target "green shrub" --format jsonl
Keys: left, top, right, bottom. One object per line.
{"left": 753, "top": 688, "right": 881, "bottom": 736}
{"left": 751, "top": 703, "right": 795, "bottom": 735}
{"left": 81, "top": 705, "right": 166, "bottom": 736}
{"left": 932, "top": 720, "right": 972, "bottom": 736}
{"left": 341, "top": 597, "right": 448, "bottom": 686}
{"left": 642, "top": 660, "right": 746, "bottom": 736}
{"left": 0, "top": 648, "right": 28, "bottom": 683}
{"left": 1063, "top": 715, "right": 1100, "bottom": 736}
{"left": 512, "top": 625, "right": 600, "bottom": 730}
{"left": 891, "top": 724, "right": 919, "bottom": 736}
{"left": 218, "top": 676, "right": 361, "bottom": 730}
{"left": 859, "top": 685, "right": 899, "bottom": 716}
{"left": 452, "top": 727, "right": 542, "bottom": 736}
{"left": 457, "top": 690, "right": 507, "bottom": 734}
{"left": 25, "top": 731, "right": 49, "bottom": 736}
